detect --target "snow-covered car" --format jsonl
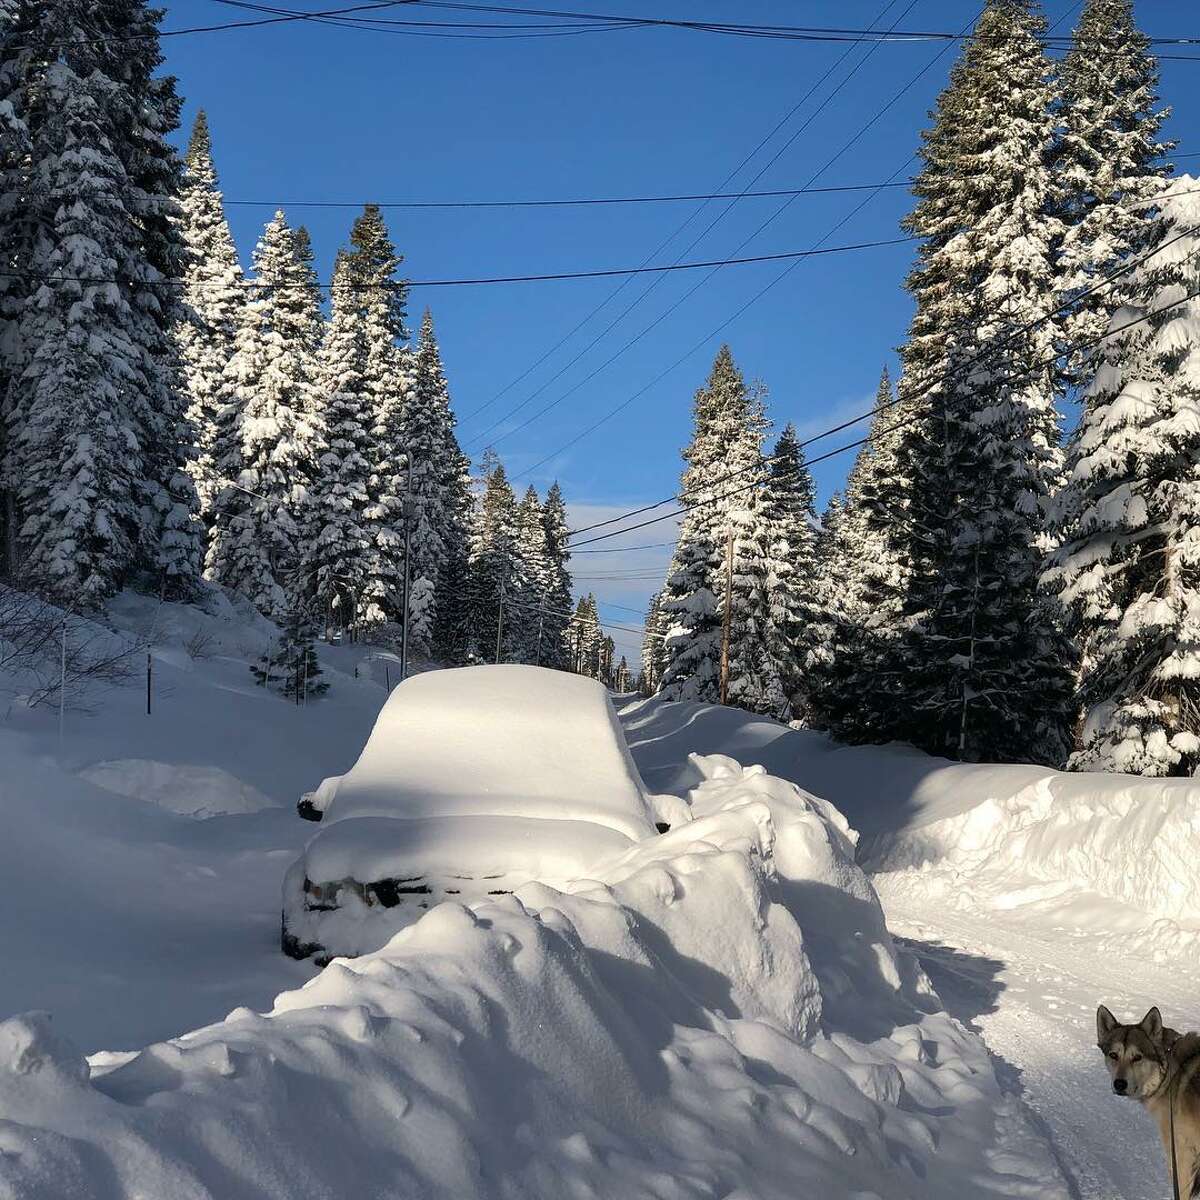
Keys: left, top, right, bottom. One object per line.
{"left": 282, "top": 664, "right": 669, "bottom": 961}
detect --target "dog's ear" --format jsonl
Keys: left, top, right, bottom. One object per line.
{"left": 1097, "top": 1004, "right": 1118, "bottom": 1044}
{"left": 1140, "top": 1007, "right": 1164, "bottom": 1042}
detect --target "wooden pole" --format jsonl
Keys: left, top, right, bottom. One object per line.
{"left": 146, "top": 651, "right": 152, "bottom": 716}
{"left": 719, "top": 527, "right": 733, "bottom": 706}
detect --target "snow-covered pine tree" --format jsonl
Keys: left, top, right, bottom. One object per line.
{"left": 299, "top": 250, "right": 375, "bottom": 636}
{"left": 102, "top": 0, "right": 204, "bottom": 596}
{"left": 467, "top": 459, "right": 523, "bottom": 661}
{"left": 252, "top": 609, "right": 328, "bottom": 702}
{"left": 538, "top": 481, "right": 574, "bottom": 670}
{"left": 875, "top": 0, "right": 1074, "bottom": 764}
{"left": 640, "top": 591, "right": 666, "bottom": 693}
{"left": 290, "top": 226, "right": 324, "bottom": 356}
{"left": 9, "top": 55, "right": 145, "bottom": 604}
{"left": 6, "top": 0, "right": 202, "bottom": 602}
{"left": 658, "top": 347, "right": 780, "bottom": 710}
{"left": 1044, "top": 182, "right": 1200, "bottom": 775}
{"left": 659, "top": 528, "right": 722, "bottom": 702}
{"left": 569, "top": 593, "right": 604, "bottom": 678}
{"left": 398, "top": 311, "right": 462, "bottom": 654}
{"left": 614, "top": 655, "right": 631, "bottom": 692}
{"left": 0, "top": 0, "right": 30, "bottom": 576}
{"left": 1055, "top": 0, "right": 1171, "bottom": 386}
{"left": 514, "top": 485, "right": 550, "bottom": 663}
{"left": 759, "top": 422, "right": 818, "bottom": 718}
{"left": 205, "top": 211, "right": 320, "bottom": 618}
{"left": 417, "top": 321, "right": 473, "bottom": 666}
{"left": 176, "top": 111, "right": 244, "bottom": 524}
{"left": 807, "top": 369, "right": 911, "bottom": 736}
{"left": 344, "top": 205, "right": 410, "bottom": 624}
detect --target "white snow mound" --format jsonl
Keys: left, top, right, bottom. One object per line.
{"left": 78, "top": 759, "right": 275, "bottom": 818}
{"left": 0, "top": 751, "right": 1068, "bottom": 1199}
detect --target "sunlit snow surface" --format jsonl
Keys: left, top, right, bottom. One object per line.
{"left": 0, "top": 604, "right": 1070, "bottom": 1199}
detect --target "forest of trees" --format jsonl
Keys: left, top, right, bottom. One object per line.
{"left": 0, "top": 9, "right": 582, "bottom": 674}
{"left": 642, "top": 0, "right": 1200, "bottom": 778}
{"left": 3, "top": 0, "right": 1199, "bottom": 770}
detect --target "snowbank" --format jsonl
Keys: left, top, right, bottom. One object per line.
{"left": 78, "top": 759, "right": 274, "bottom": 818}
{"left": 0, "top": 752, "right": 1068, "bottom": 1199}
{"left": 617, "top": 695, "right": 1200, "bottom": 948}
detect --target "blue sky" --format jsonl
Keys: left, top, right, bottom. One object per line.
{"left": 160, "top": 0, "right": 1199, "bottom": 656}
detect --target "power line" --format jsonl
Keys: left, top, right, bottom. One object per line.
{"left": 221, "top": 180, "right": 916, "bottom": 210}
{"left": 519, "top": 0, "right": 1153, "bottom": 486}
{"left": 508, "top": 5, "right": 984, "bottom": 477}
{"left": 563, "top": 184, "right": 1199, "bottom": 542}
{"left": 458, "top": 0, "right": 912, "bottom": 427}
{"left": 570, "top": 541, "right": 675, "bottom": 554}
{"left": 0, "top": 234, "right": 916, "bottom": 294}
{"left": 200, "top": 0, "right": 1200, "bottom": 58}
{"left": 469, "top": 0, "right": 924, "bottom": 449}
{"left": 570, "top": 245, "right": 1200, "bottom": 550}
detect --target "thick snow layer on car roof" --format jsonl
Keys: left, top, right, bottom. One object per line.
{"left": 304, "top": 814, "right": 635, "bottom": 884}
{"left": 322, "top": 665, "right": 657, "bottom": 840}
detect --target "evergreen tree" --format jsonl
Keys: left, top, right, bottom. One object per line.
{"left": 539, "top": 481, "right": 574, "bottom": 670}
{"left": 873, "top": 0, "right": 1074, "bottom": 763}
{"left": 514, "top": 485, "right": 550, "bottom": 663}
{"left": 658, "top": 348, "right": 780, "bottom": 710}
{"left": 659, "top": 529, "right": 722, "bottom": 702}
{"left": 345, "top": 205, "right": 410, "bottom": 623}
{"left": 1055, "top": 0, "right": 1171, "bottom": 385}
{"left": 176, "top": 111, "right": 244, "bottom": 523}
{"left": 808, "top": 369, "right": 910, "bottom": 735}
{"left": 11, "top": 57, "right": 144, "bottom": 603}
{"left": 0, "top": 0, "right": 29, "bottom": 575}
{"left": 252, "top": 609, "right": 328, "bottom": 702}
{"left": 290, "top": 226, "right": 324, "bottom": 356}
{"left": 759, "top": 422, "right": 818, "bottom": 718}
{"left": 569, "top": 593, "right": 604, "bottom": 678}
{"left": 400, "top": 311, "right": 459, "bottom": 653}
{"left": 640, "top": 591, "right": 666, "bottom": 693}
{"left": 205, "top": 211, "right": 320, "bottom": 618}
{"left": 300, "top": 251, "right": 375, "bottom": 635}
{"left": 467, "top": 460, "right": 522, "bottom": 661}
{"left": 6, "top": 0, "right": 202, "bottom": 602}
{"left": 614, "top": 655, "right": 632, "bottom": 693}
{"left": 1045, "top": 183, "right": 1200, "bottom": 775}
{"left": 106, "top": 0, "right": 203, "bottom": 596}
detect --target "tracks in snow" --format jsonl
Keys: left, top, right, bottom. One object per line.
{"left": 879, "top": 890, "right": 1200, "bottom": 1200}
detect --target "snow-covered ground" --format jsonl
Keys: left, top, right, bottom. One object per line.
{"left": 1, "top": 597, "right": 1077, "bottom": 1199}
{"left": 3, "top": 597, "right": 1193, "bottom": 1199}
{"left": 0, "top": 589, "right": 390, "bottom": 1050}
{"left": 620, "top": 695, "right": 1200, "bottom": 1200}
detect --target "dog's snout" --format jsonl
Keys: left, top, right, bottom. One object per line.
{"left": 1113, "top": 1078, "right": 1129, "bottom": 1094}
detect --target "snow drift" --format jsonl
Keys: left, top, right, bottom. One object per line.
{"left": 618, "top": 695, "right": 1200, "bottom": 949}
{"left": 0, "top": 751, "right": 1067, "bottom": 1199}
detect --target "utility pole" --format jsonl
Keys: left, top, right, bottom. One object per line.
{"left": 400, "top": 453, "right": 414, "bottom": 684}
{"left": 495, "top": 581, "right": 505, "bottom": 664}
{"left": 719, "top": 527, "right": 734, "bottom": 706}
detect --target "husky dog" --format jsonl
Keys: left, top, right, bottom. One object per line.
{"left": 1098, "top": 1005, "right": 1200, "bottom": 1197}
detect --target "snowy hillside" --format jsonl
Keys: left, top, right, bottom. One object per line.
{"left": 0, "top": 588, "right": 390, "bottom": 1049}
